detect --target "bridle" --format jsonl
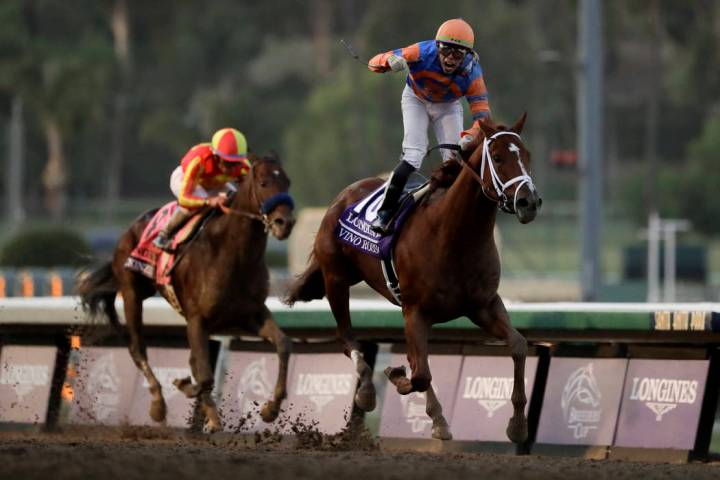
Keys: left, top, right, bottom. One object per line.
{"left": 218, "top": 163, "right": 294, "bottom": 233}
{"left": 431, "top": 131, "right": 536, "bottom": 214}
{"left": 478, "top": 131, "right": 536, "bottom": 213}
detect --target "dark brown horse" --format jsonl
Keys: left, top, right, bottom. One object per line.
{"left": 78, "top": 153, "right": 295, "bottom": 432}
{"left": 285, "top": 115, "right": 540, "bottom": 442}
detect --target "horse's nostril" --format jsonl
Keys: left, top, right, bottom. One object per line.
{"left": 274, "top": 218, "right": 286, "bottom": 227}
{"left": 516, "top": 198, "right": 529, "bottom": 209}
{"left": 537, "top": 198, "right": 543, "bottom": 209}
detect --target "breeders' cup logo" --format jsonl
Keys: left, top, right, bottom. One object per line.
{"left": 561, "top": 363, "right": 602, "bottom": 439}
{"left": 143, "top": 367, "right": 191, "bottom": 401}
{"left": 0, "top": 364, "right": 50, "bottom": 401}
{"left": 86, "top": 353, "right": 121, "bottom": 421}
{"left": 295, "top": 373, "right": 353, "bottom": 413}
{"left": 628, "top": 377, "right": 698, "bottom": 421}
{"left": 237, "top": 357, "right": 273, "bottom": 412}
{"left": 462, "top": 376, "right": 525, "bottom": 418}
{"left": 400, "top": 388, "right": 438, "bottom": 434}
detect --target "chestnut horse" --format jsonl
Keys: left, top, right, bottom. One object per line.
{"left": 78, "top": 153, "right": 295, "bottom": 432}
{"left": 285, "top": 115, "right": 541, "bottom": 442}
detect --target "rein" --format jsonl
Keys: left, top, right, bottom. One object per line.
{"left": 219, "top": 202, "right": 270, "bottom": 230}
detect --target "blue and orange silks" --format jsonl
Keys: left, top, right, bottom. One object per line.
{"left": 368, "top": 39, "right": 490, "bottom": 138}
{"left": 178, "top": 143, "right": 250, "bottom": 209}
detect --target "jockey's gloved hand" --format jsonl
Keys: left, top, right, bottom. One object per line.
{"left": 387, "top": 55, "right": 407, "bottom": 72}
{"left": 459, "top": 135, "right": 475, "bottom": 151}
{"left": 206, "top": 196, "right": 226, "bottom": 209}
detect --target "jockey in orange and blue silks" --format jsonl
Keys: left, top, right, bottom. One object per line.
{"left": 367, "top": 18, "right": 492, "bottom": 235}
{"left": 153, "top": 128, "right": 251, "bottom": 250}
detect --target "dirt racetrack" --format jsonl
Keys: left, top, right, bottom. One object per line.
{"left": 1, "top": 427, "right": 720, "bottom": 480}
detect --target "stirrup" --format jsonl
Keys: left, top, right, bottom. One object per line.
{"left": 153, "top": 234, "right": 174, "bottom": 252}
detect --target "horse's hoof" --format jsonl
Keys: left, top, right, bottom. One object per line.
{"left": 384, "top": 366, "right": 407, "bottom": 381}
{"left": 149, "top": 398, "right": 167, "bottom": 422}
{"left": 395, "top": 377, "right": 413, "bottom": 395}
{"left": 173, "top": 377, "right": 201, "bottom": 398}
{"left": 203, "top": 420, "right": 222, "bottom": 434}
{"left": 431, "top": 424, "right": 453, "bottom": 441}
{"left": 260, "top": 401, "right": 280, "bottom": 423}
{"left": 506, "top": 416, "right": 528, "bottom": 444}
{"left": 354, "top": 383, "right": 377, "bottom": 412}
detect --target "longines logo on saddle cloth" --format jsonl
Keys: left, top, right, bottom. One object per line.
{"left": 335, "top": 173, "right": 429, "bottom": 304}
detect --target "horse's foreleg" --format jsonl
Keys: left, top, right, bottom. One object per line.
{"left": 181, "top": 318, "right": 221, "bottom": 433}
{"left": 122, "top": 287, "right": 166, "bottom": 423}
{"left": 403, "top": 310, "right": 452, "bottom": 440}
{"left": 255, "top": 309, "right": 291, "bottom": 423}
{"left": 404, "top": 308, "right": 432, "bottom": 393}
{"left": 471, "top": 295, "right": 528, "bottom": 444}
{"left": 426, "top": 383, "right": 452, "bottom": 440}
{"left": 325, "top": 272, "right": 376, "bottom": 412}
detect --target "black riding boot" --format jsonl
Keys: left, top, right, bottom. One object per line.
{"left": 153, "top": 206, "right": 193, "bottom": 251}
{"left": 370, "top": 160, "right": 416, "bottom": 235}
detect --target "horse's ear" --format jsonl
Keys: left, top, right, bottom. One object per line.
{"left": 479, "top": 120, "right": 497, "bottom": 139}
{"left": 265, "top": 150, "right": 280, "bottom": 163}
{"left": 511, "top": 112, "right": 528, "bottom": 134}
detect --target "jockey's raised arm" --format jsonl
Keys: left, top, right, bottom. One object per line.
{"left": 365, "top": 18, "right": 493, "bottom": 235}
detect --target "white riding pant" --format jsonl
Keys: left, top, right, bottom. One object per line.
{"left": 169, "top": 166, "right": 235, "bottom": 200}
{"left": 401, "top": 85, "right": 464, "bottom": 169}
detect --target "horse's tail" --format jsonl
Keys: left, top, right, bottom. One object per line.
{"left": 283, "top": 253, "right": 325, "bottom": 305}
{"left": 77, "top": 262, "right": 122, "bottom": 333}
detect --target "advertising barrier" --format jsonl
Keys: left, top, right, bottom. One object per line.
{"left": 219, "top": 351, "right": 289, "bottom": 433}
{"left": 0, "top": 345, "right": 57, "bottom": 424}
{"left": 536, "top": 358, "right": 627, "bottom": 445}
{"left": 451, "top": 356, "right": 539, "bottom": 442}
{"left": 379, "top": 354, "right": 463, "bottom": 439}
{"left": 614, "top": 359, "right": 709, "bottom": 449}
{"left": 283, "top": 353, "right": 357, "bottom": 434}
{"left": 68, "top": 347, "right": 139, "bottom": 425}
{"left": 128, "top": 348, "right": 194, "bottom": 427}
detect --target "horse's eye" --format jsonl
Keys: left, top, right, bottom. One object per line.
{"left": 260, "top": 181, "right": 268, "bottom": 188}
{"left": 492, "top": 154, "right": 501, "bottom": 162}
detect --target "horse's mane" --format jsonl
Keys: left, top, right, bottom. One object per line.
{"left": 424, "top": 121, "right": 512, "bottom": 200}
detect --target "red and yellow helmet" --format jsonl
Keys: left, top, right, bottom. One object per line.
{"left": 211, "top": 128, "right": 248, "bottom": 162}
{"left": 435, "top": 18, "right": 474, "bottom": 50}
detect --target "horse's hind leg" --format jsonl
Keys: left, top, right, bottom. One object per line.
{"left": 120, "top": 285, "right": 167, "bottom": 423}
{"left": 253, "top": 308, "right": 291, "bottom": 423}
{"left": 471, "top": 295, "right": 528, "bottom": 444}
{"left": 324, "top": 270, "right": 376, "bottom": 412}
{"left": 179, "top": 317, "right": 221, "bottom": 432}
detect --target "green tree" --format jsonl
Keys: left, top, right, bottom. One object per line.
{"left": 0, "top": 1, "right": 114, "bottom": 220}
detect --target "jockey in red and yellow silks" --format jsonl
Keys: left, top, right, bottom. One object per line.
{"left": 177, "top": 143, "right": 250, "bottom": 209}
{"left": 153, "top": 128, "right": 251, "bottom": 251}
{"left": 367, "top": 18, "right": 492, "bottom": 235}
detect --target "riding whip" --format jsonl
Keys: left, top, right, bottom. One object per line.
{"left": 340, "top": 39, "right": 385, "bottom": 70}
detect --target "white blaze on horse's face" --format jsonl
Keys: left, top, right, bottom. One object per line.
{"left": 480, "top": 131, "right": 537, "bottom": 214}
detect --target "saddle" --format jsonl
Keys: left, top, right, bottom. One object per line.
{"left": 334, "top": 173, "right": 430, "bottom": 304}
{"left": 124, "top": 202, "right": 214, "bottom": 285}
